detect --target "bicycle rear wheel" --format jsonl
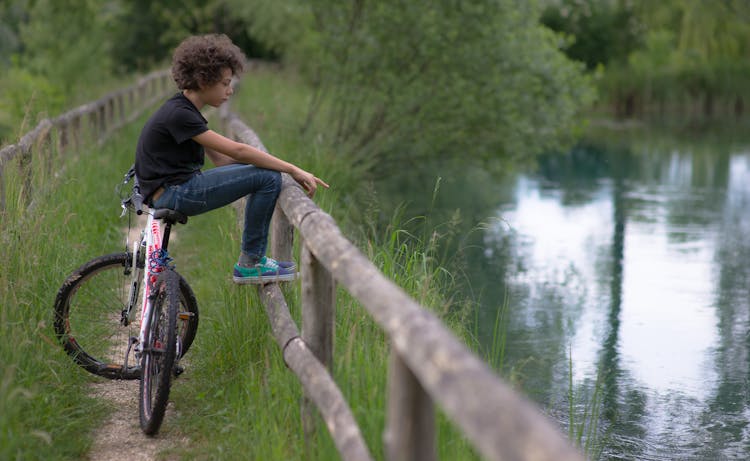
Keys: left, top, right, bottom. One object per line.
{"left": 54, "top": 252, "right": 199, "bottom": 379}
{"left": 140, "top": 269, "right": 179, "bottom": 435}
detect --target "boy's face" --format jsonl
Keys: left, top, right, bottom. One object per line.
{"left": 200, "top": 67, "right": 234, "bottom": 107}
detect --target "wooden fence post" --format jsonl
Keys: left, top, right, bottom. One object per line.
{"left": 72, "top": 116, "right": 81, "bottom": 151}
{"left": 58, "top": 121, "right": 69, "bottom": 153}
{"left": 384, "top": 350, "right": 437, "bottom": 461}
{"left": 0, "top": 144, "right": 17, "bottom": 213}
{"left": 300, "top": 240, "right": 336, "bottom": 443}
{"left": 271, "top": 205, "right": 294, "bottom": 262}
{"left": 89, "top": 111, "right": 98, "bottom": 143}
{"left": 128, "top": 90, "right": 135, "bottom": 120}
{"left": 97, "top": 103, "right": 106, "bottom": 141}
{"left": 301, "top": 241, "right": 336, "bottom": 369}
{"left": 117, "top": 93, "right": 125, "bottom": 126}
{"left": 41, "top": 128, "right": 54, "bottom": 179}
{"left": 0, "top": 163, "right": 4, "bottom": 213}
{"left": 18, "top": 144, "right": 33, "bottom": 207}
{"left": 108, "top": 97, "right": 116, "bottom": 132}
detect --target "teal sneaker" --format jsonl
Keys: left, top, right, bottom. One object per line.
{"left": 261, "top": 256, "right": 296, "bottom": 271}
{"left": 233, "top": 258, "right": 297, "bottom": 284}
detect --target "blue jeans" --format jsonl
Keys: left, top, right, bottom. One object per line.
{"left": 152, "top": 164, "right": 281, "bottom": 260}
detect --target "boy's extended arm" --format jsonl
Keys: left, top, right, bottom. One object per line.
{"left": 193, "top": 129, "right": 329, "bottom": 197}
{"left": 205, "top": 147, "right": 237, "bottom": 167}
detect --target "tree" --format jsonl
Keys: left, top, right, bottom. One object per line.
{"left": 109, "top": 0, "right": 279, "bottom": 73}
{"left": 0, "top": 0, "right": 28, "bottom": 68}
{"left": 229, "top": 0, "right": 594, "bottom": 171}
{"left": 540, "top": 0, "right": 642, "bottom": 70}
{"left": 19, "top": 0, "right": 113, "bottom": 91}
{"left": 546, "top": 0, "right": 750, "bottom": 117}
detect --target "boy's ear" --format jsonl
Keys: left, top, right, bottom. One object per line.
{"left": 195, "top": 77, "right": 209, "bottom": 91}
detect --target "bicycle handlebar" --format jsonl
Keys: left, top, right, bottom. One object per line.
{"left": 120, "top": 164, "right": 145, "bottom": 215}
{"left": 131, "top": 189, "right": 145, "bottom": 215}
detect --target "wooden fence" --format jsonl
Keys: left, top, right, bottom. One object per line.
{"left": 0, "top": 69, "right": 173, "bottom": 212}
{"left": 216, "top": 105, "right": 586, "bottom": 461}
{"left": 2, "top": 67, "right": 586, "bottom": 460}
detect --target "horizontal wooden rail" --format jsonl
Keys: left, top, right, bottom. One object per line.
{"left": 221, "top": 109, "right": 584, "bottom": 461}
{"left": 0, "top": 69, "right": 173, "bottom": 213}
{"left": 215, "top": 105, "right": 373, "bottom": 460}
{"left": 259, "top": 283, "right": 373, "bottom": 461}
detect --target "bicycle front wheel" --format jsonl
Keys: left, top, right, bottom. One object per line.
{"left": 54, "top": 252, "right": 199, "bottom": 380}
{"left": 140, "top": 269, "right": 179, "bottom": 435}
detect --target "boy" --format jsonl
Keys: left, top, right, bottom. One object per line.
{"left": 135, "top": 34, "right": 328, "bottom": 284}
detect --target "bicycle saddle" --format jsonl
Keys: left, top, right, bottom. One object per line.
{"left": 153, "top": 208, "right": 188, "bottom": 225}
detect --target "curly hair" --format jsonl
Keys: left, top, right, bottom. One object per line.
{"left": 171, "top": 34, "right": 246, "bottom": 90}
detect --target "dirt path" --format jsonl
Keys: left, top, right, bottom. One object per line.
{"left": 86, "top": 220, "right": 188, "bottom": 460}
{"left": 87, "top": 380, "right": 188, "bottom": 461}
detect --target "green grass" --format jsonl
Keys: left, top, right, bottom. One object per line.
{"left": 166, "top": 67, "right": 481, "bottom": 459}
{"left": 567, "top": 349, "right": 606, "bottom": 460}
{"left": 163, "top": 207, "right": 481, "bottom": 460}
{"left": 0, "top": 65, "right": 495, "bottom": 459}
{"left": 0, "top": 124, "right": 137, "bottom": 459}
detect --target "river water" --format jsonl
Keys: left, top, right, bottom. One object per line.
{"left": 375, "top": 123, "right": 750, "bottom": 460}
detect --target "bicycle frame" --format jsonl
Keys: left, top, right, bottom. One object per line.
{"left": 123, "top": 209, "right": 173, "bottom": 367}
{"left": 54, "top": 172, "right": 197, "bottom": 433}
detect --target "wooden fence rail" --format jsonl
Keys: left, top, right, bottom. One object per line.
{"left": 0, "top": 69, "right": 173, "bottom": 213}
{"left": 218, "top": 108, "right": 586, "bottom": 461}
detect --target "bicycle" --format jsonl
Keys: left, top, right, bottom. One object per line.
{"left": 53, "top": 167, "right": 199, "bottom": 435}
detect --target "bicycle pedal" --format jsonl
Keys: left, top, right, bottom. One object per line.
{"left": 173, "top": 364, "right": 185, "bottom": 377}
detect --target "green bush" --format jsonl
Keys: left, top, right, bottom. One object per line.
{"left": 229, "top": 0, "right": 594, "bottom": 171}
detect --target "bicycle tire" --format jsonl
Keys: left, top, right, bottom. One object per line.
{"left": 54, "top": 252, "right": 199, "bottom": 380}
{"left": 139, "top": 269, "right": 179, "bottom": 435}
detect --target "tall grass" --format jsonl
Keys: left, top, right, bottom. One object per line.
{"left": 163, "top": 202, "right": 482, "bottom": 459}
{"left": 0, "top": 123, "right": 144, "bottom": 459}
{"left": 163, "top": 67, "right": 482, "bottom": 459}
{"left": 1, "top": 65, "right": 512, "bottom": 460}
{"left": 567, "top": 349, "right": 606, "bottom": 460}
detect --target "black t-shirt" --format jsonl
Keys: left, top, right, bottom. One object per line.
{"left": 135, "top": 92, "right": 209, "bottom": 201}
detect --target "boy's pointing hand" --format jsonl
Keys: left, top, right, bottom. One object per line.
{"left": 291, "top": 167, "right": 329, "bottom": 198}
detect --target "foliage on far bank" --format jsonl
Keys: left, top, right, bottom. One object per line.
{"left": 541, "top": 0, "right": 750, "bottom": 119}
{"left": 1, "top": 0, "right": 594, "bottom": 174}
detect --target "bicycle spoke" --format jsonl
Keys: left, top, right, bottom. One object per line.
{"left": 55, "top": 253, "right": 198, "bottom": 381}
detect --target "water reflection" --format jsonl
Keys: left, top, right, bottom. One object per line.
{"left": 487, "top": 131, "right": 750, "bottom": 460}
{"left": 373, "top": 124, "right": 750, "bottom": 459}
